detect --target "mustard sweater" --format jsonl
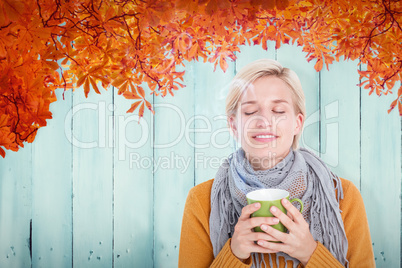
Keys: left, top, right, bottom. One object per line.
{"left": 179, "top": 178, "right": 375, "bottom": 268}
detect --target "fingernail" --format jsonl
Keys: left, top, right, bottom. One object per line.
{"left": 283, "top": 198, "right": 288, "bottom": 204}
{"left": 273, "top": 218, "right": 279, "bottom": 224}
{"left": 261, "top": 225, "right": 268, "bottom": 231}
{"left": 254, "top": 203, "right": 260, "bottom": 208}
{"left": 270, "top": 206, "right": 277, "bottom": 213}
{"left": 258, "top": 241, "right": 264, "bottom": 246}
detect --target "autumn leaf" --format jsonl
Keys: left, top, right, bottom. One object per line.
{"left": 2, "top": 0, "right": 24, "bottom": 22}
{"left": 123, "top": 91, "right": 142, "bottom": 100}
{"left": 127, "top": 100, "right": 142, "bottom": 113}
{"left": 138, "top": 102, "right": 145, "bottom": 119}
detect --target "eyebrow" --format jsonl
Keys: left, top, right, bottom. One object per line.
{"left": 241, "top": 99, "right": 289, "bottom": 105}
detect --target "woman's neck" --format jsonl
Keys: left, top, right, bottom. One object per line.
{"left": 245, "top": 149, "right": 292, "bottom": 171}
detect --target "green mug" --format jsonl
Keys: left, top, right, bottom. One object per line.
{"left": 246, "top": 189, "right": 304, "bottom": 233}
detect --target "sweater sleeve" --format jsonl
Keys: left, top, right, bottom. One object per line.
{"left": 306, "top": 242, "right": 344, "bottom": 267}
{"left": 338, "top": 180, "right": 375, "bottom": 267}
{"left": 178, "top": 181, "right": 252, "bottom": 268}
{"left": 306, "top": 179, "right": 375, "bottom": 268}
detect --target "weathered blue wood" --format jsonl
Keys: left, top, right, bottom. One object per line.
{"left": 361, "top": 85, "right": 401, "bottom": 267}
{"left": 0, "top": 45, "right": 401, "bottom": 268}
{"left": 113, "top": 87, "right": 154, "bottom": 267}
{"left": 236, "top": 42, "right": 276, "bottom": 70}
{"left": 153, "top": 63, "right": 196, "bottom": 267}
{"left": 0, "top": 145, "right": 32, "bottom": 267}
{"left": 276, "top": 44, "right": 320, "bottom": 153}
{"left": 72, "top": 88, "right": 113, "bottom": 267}
{"left": 320, "top": 60, "right": 361, "bottom": 187}
{"left": 193, "top": 59, "right": 235, "bottom": 186}
{"left": 31, "top": 88, "right": 73, "bottom": 267}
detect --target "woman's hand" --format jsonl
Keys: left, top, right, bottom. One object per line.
{"left": 230, "top": 202, "right": 283, "bottom": 260}
{"left": 257, "top": 198, "right": 317, "bottom": 266}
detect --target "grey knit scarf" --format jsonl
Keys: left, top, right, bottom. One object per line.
{"left": 209, "top": 147, "right": 348, "bottom": 267}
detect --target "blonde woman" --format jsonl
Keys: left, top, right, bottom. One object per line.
{"left": 179, "top": 59, "right": 375, "bottom": 267}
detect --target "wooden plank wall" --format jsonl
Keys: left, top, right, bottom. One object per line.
{"left": 0, "top": 43, "right": 401, "bottom": 268}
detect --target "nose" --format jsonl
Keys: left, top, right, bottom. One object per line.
{"left": 255, "top": 114, "right": 271, "bottom": 128}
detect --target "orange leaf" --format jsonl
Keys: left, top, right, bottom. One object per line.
{"left": 3, "top": 0, "right": 24, "bottom": 21}
{"left": 118, "top": 81, "right": 129, "bottom": 95}
{"left": 127, "top": 101, "right": 142, "bottom": 113}
{"left": 189, "top": 42, "right": 198, "bottom": 59}
{"left": 44, "top": 60, "right": 59, "bottom": 70}
{"left": 261, "top": 0, "right": 275, "bottom": 9}
{"left": 314, "top": 59, "right": 323, "bottom": 71}
{"left": 112, "top": 77, "right": 127, "bottom": 88}
{"left": 219, "top": 58, "right": 228, "bottom": 72}
{"left": 77, "top": 75, "right": 87, "bottom": 88}
{"left": 123, "top": 91, "right": 142, "bottom": 100}
{"left": 84, "top": 78, "right": 90, "bottom": 97}
{"left": 137, "top": 86, "right": 145, "bottom": 98}
{"left": 90, "top": 77, "right": 101, "bottom": 94}
{"left": 138, "top": 102, "right": 145, "bottom": 118}
{"left": 145, "top": 99, "right": 155, "bottom": 115}
{"left": 399, "top": 100, "right": 402, "bottom": 116}
{"left": 388, "top": 99, "right": 397, "bottom": 113}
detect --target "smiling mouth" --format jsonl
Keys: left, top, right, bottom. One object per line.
{"left": 254, "top": 134, "right": 276, "bottom": 138}
{"left": 252, "top": 134, "right": 278, "bottom": 142}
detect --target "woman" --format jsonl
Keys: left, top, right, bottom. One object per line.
{"left": 179, "top": 59, "right": 375, "bottom": 267}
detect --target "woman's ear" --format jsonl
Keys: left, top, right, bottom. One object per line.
{"left": 294, "top": 113, "right": 304, "bottom": 135}
{"left": 228, "top": 116, "right": 238, "bottom": 137}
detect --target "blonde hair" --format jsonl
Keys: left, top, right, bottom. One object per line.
{"left": 226, "top": 59, "right": 306, "bottom": 150}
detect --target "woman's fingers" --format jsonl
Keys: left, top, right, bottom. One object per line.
{"left": 239, "top": 203, "right": 281, "bottom": 229}
{"left": 238, "top": 202, "right": 261, "bottom": 221}
{"left": 231, "top": 202, "right": 286, "bottom": 260}
{"left": 256, "top": 239, "right": 286, "bottom": 252}
{"left": 269, "top": 204, "right": 296, "bottom": 232}
{"left": 281, "top": 198, "right": 305, "bottom": 224}
{"left": 261, "top": 200, "right": 317, "bottom": 263}
{"left": 260, "top": 223, "right": 287, "bottom": 242}
{"left": 249, "top": 231, "right": 278, "bottom": 243}
{"left": 245, "top": 216, "right": 280, "bottom": 230}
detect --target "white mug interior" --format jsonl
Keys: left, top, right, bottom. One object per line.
{"left": 246, "top": 189, "right": 289, "bottom": 201}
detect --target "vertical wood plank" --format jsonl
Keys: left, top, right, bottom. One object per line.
{"left": 320, "top": 60, "right": 361, "bottom": 187}
{"left": 276, "top": 44, "right": 320, "bottom": 153}
{"left": 113, "top": 87, "right": 154, "bottom": 267}
{"left": 361, "top": 86, "right": 401, "bottom": 267}
{"left": 0, "top": 145, "right": 32, "bottom": 267}
{"left": 72, "top": 88, "right": 113, "bottom": 267}
{"left": 153, "top": 63, "right": 196, "bottom": 267}
{"left": 31, "top": 89, "right": 73, "bottom": 267}
{"left": 193, "top": 60, "right": 235, "bottom": 185}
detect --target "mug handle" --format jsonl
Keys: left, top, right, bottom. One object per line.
{"left": 289, "top": 198, "right": 304, "bottom": 213}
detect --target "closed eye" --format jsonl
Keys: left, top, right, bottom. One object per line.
{"left": 245, "top": 110, "right": 285, "bottom": 115}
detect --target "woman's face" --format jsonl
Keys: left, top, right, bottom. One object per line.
{"left": 229, "top": 76, "right": 304, "bottom": 170}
